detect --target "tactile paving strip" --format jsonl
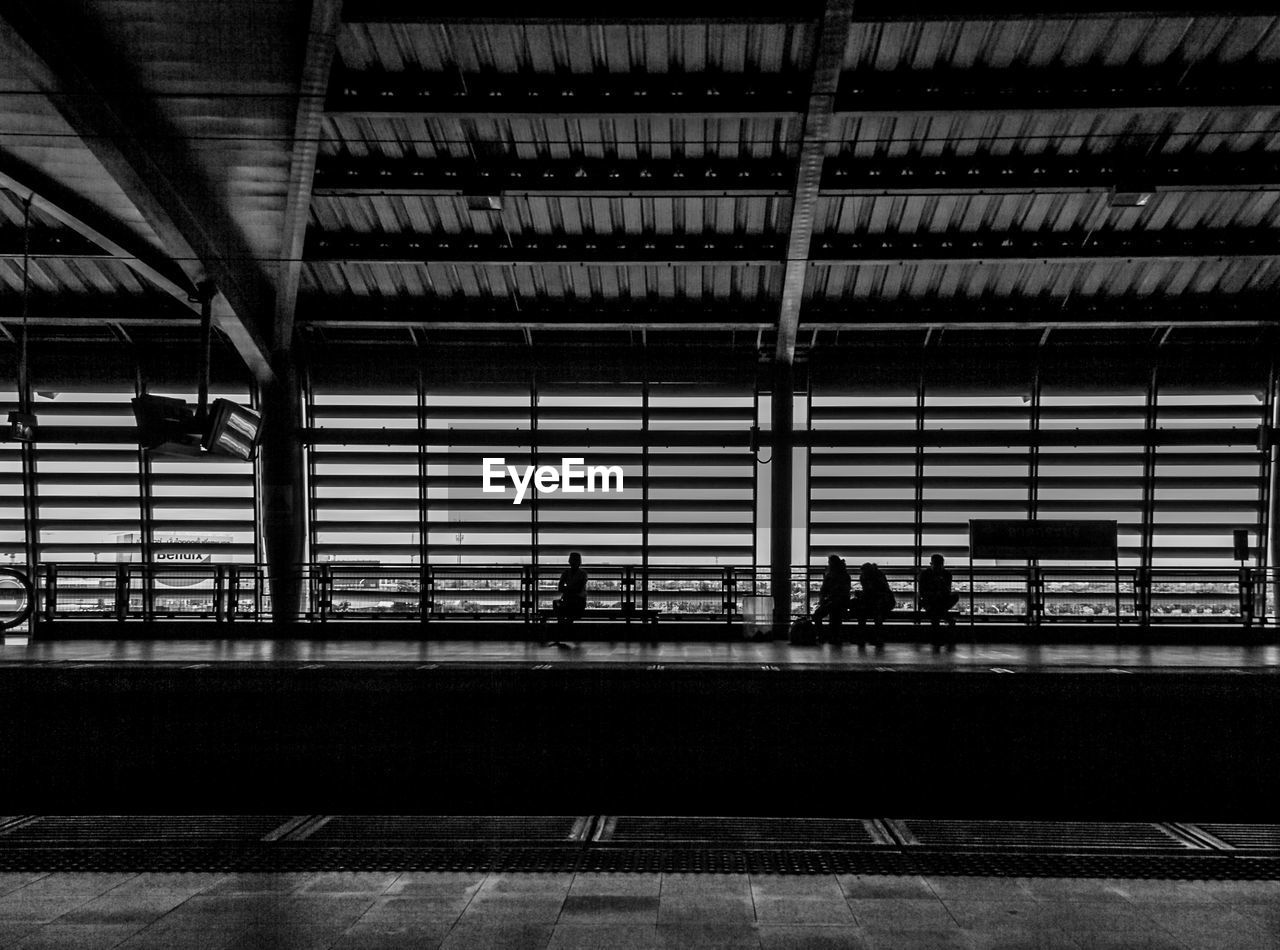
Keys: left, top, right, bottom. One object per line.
{"left": 605, "top": 817, "right": 882, "bottom": 847}
{"left": 0, "top": 847, "right": 1271, "bottom": 879}
{"left": 1195, "top": 824, "right": 1280, "bottom": 851}
{"left": 897, "top": 820, "right": 1193, "bottom": 851}
{"left": 0, "top": 816, "right": 295, "bottom": 844}
{"left": 306, "top": 816, "right": 583, "bottom": 844}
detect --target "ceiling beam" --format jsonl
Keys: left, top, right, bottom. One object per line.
{"left": 277, "top": 0, "right": 344, "bottom": 352}
{"left": 0, "top": 0, "right": 274, "bottom": 381}
{"left": 0, "top": 154, "right": 199, "bottom": 303}
{"left": 808, "top": 228, "right": 1280, "bottom": 265}
{"left": 801, "top": 296, "right": 1280, "bottom": 330}
{"left": 776, "top": 0, "right": 852, "bottom": 363}
{"left": 0, "top": 293, "right": 196, "bottom": 325}
{"left": 341, "top": 0, "right": 1280, "bottom": 21}
{"left": 313, "top": 151, "right": 1280, "bottom": 200}
{"left": 297, "top": 298, "right": 777, "bottom": 329}
{"left": 835, "top": 66, "right": 1280, "bottom": 118}
{"left": 849, "top": 1, "right": 1280, "bottom": 18}
{"left": 326, "top": 65, "right": 1280, "bottom": 123}
{"left": 821, "top": 152, "right": 1280, "bottom": 196}
{"left": 341, "top": 0, "right": 822, "bottom": 21}
{"left": 304, "top": 227, "right": 1280, "bottom": 267}
{"left": 304, "top": 230, "right": 784, "bottom": 265}
{"left": 326, "top": 68, "right": 806, "bottom": 119}
{"left": 0, "top": 226, "right": 115, "bottom": 260}
{"left": 313, "top": 156, "right": 796, "bottom": 198}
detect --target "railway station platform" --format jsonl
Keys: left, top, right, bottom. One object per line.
{"left": 0, "top": 639, "right": 1275, "bottom": 821}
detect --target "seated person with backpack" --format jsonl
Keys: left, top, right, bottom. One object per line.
{"left": 811, "top": 554, "right": 852, "bottom": 645}
{"left": 850, "top": 562, "right": 896, "bottom": 648}
{"left": 918, "top": 552, "right": 960, "bottom": 648}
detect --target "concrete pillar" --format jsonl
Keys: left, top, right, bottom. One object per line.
{"left": 770, "top": 360, "right": 794, "bottom": 635}
{"left": 258, "top": 350, "right": 305, "bottom": 627}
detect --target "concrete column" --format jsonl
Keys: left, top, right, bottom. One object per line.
{"left": 770, "top": 360, "right": 794, "bottom": 635}
{"left": 258, "top": 350, "right": 305, "bottom": 627}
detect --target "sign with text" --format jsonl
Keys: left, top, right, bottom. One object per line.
{"left": 969, "top": 520, "right": 1118, "bottom": 561}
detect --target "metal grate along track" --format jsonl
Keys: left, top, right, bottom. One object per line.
{"left": 897, "top": 820, "right": 1194, "bottom": 851}
{"left": 306, "top": 816, "right": 585, "bottom": 844}
{"left": 603, "top": 817, "right": 883, "bottom": 847}
{"left": 0, "top": 816, "right": 296, "bottom": 845}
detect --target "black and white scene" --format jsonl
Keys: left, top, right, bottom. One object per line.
{"left": 0, "top": 0, "right": 1277, "bottom": 947}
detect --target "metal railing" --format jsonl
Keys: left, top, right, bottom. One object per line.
{"left": 26, "top": 562, "right": 1278, "bottom": 628}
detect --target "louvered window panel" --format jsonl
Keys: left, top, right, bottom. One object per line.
{"left": 809, "top": 393, "right": 917, "bottom": 566}
{"left": 310, "top": 390, "right": 422, "bottom": 565}
{"left": 426, "top": 389, "right": 533, "bottom": 564}
{"left": 1152, "top": 391, "right": 1266, "bottom": 566}
{"left": 0, "top": 389, "right": 24, "bottom": 566}
{"left": 647, "top": 386, "right": 755, "bottom": 565}
{"left": 535, "top": 386, "right": 642, "bottom": 565}
{"left": 1038, "top": 391, "right": 1147, "bottom": 567}
{"left": 922, "top": 394, "right": 1031, "bottom": 567}
{"left": 35, "top": 391, "right": 142, "bottom": 563}
{"left": 147, "top": 387, "right": 257, "bottom": 564}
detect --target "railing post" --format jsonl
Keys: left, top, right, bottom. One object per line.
{"left": 214, "top": 565, "right": 226, "bottom": 624}
{"left": 227, "top": 566, "right": 241, "bottom": 624}
{"left": 114, "top": 564, "right": 128, "bottom": 622}
{"left": 521, "top": 565, "right": 534, "bottom": 626}
{"left": 1135, "top": 566, "right": 1151, "bottom": 628}
{"left": 317, "top": 563, "right": 331, "bottom": 623}
{"left": 620, "top": 566, "right": 634, "bottom": 623}
{"left": 722, "top": 566, "right": 735, "bottom": 626}
{"left": 1239, "top": 565, "right": 1255, "bottom": 629}
{"left": 1028, "top": 563, "right": 1042, "bottom": 628}
{"left": 43, "top": 563, "right": 57, "bottom": 624}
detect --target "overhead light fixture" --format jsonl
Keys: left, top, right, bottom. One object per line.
{"left": 1107, "top": 184, "right": 1155, "bottom": 208}
{"left": 465, "top": 194, "right": 503, "bottom": 213}
{"left": 6, "top": 411, "right": 35, "bottom": 443}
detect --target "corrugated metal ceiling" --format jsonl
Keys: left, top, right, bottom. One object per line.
{"left": 337, "top": 22, "right": 815, "bottom": 74}
{"left": 843, "top": 16, "right": 1280, "bottom": 71}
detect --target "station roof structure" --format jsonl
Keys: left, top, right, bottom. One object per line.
{"left": 0, "top": 1, "right": 1276, "bottom": 370}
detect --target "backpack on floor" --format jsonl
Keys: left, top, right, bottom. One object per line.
{"left": 789, "top": 616, "right": 816, "bottom": 646}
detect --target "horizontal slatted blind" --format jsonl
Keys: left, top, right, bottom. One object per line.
{"left": 648, "top": 385, "right": 755, "bottom": 565}
{"left": 427, "top": 389, "right": 533, "bottom": 564}
{"left": 809, "top": 392, "right": 917, "bottom": 566}
{"left": 35, "top": 391, "right": 142, "bottom": 562}
{"left": 922, "top": 393, "right": 1031, "bottom": 567}
{"left": 147, "top": 387, "right": 256, "bottom": 563}
{"left": 0, "top": 389, "right": 22, "bottom": 566}
{"left": 1039, "top": 391, "right": 1147, "bottom": 566}
{"left": 310, "top": 390, "right": 422, "bottom": 564}
{"left": 535, "top": 386, "right": 642, "bottom": 565}
{"left": 1153, "top": 391, "right": 1266, "bottom": 566}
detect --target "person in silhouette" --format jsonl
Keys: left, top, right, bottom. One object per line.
{"left": 811, "top": 554, "right": 852, "bottom": 645}
{"left": 546, "top": 551, "right": 587, "bottom": 648}
{"left": 919, "top": 552, "right": 960, "bottom": 648}
{"left": 851, "top": 561, "right": 896, "bottom": 648}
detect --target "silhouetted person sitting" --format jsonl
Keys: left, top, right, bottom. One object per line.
{"left": 850, "top": 561, "right": 896, "bottom": 648}
{"left": 546, "top": 552, "right": 587, "bottom": 648}
{"left": 919, "top": 553, "right": 960, "bottom": 648}
{"left": 812, "top": 554, "right": 851, "bottom": 645}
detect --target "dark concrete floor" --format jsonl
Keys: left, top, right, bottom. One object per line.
{"left": 5, "top": 638, "right": 1280, "bottom": 671}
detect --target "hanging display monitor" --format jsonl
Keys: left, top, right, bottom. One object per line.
{"left": 202, "top": 398, "right": 262, "bottom": 461}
